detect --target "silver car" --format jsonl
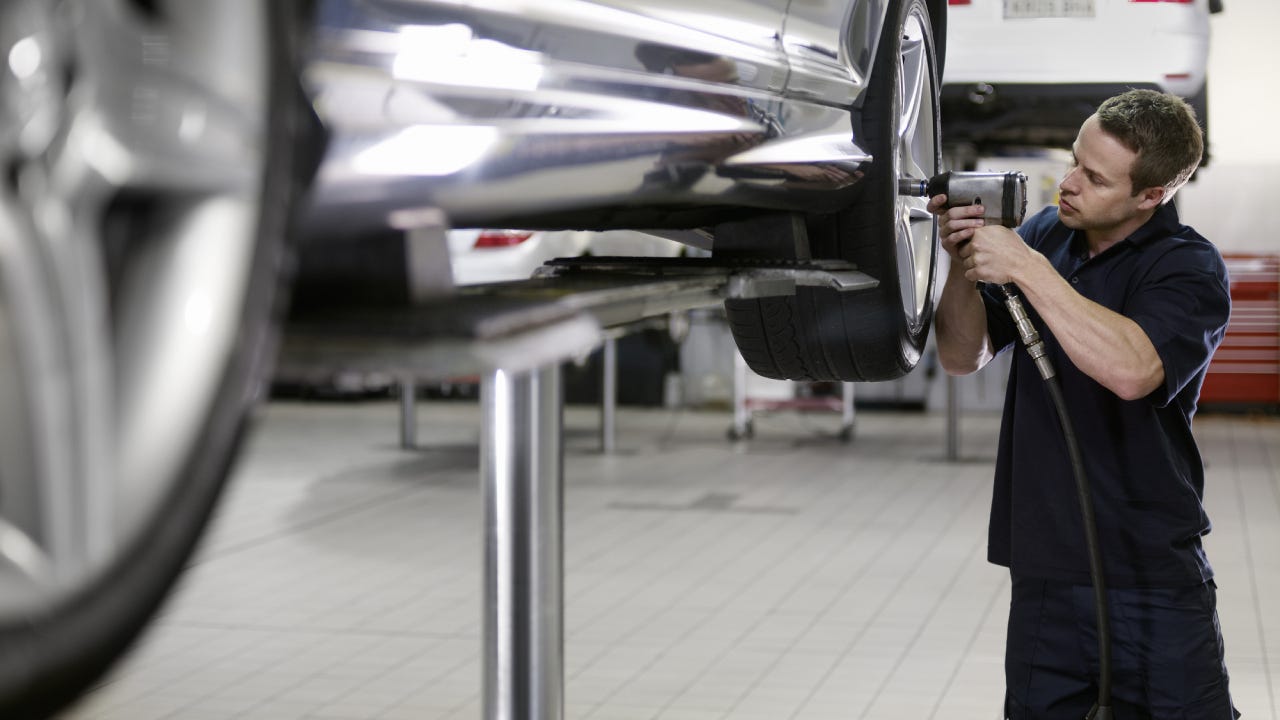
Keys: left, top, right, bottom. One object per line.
{"left": 0, "top": 0, "right": 944, "bottom": 714}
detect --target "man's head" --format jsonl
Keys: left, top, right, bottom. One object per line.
{"left": 1094, "top": 89, "right": 1204, "bottom": 201}
{"left": 1057, "top": 90, "right": 1203, "bottom": 244}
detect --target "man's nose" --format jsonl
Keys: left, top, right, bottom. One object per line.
{"left": 1059, "top": 167, "right": 1080, "bottom": 194}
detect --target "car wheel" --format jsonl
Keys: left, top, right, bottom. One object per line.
{"left": 0, "top": 2, "right": 309, "bottom": 716}
{"left": 725, "top": 0, "right": 941, "bottom": 381}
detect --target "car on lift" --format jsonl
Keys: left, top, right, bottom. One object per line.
{"left": 0, "top": 0, "right": 946, "bottom": 715}
{"left": 941, "top": 0, "right": 1221, "bottom": 162}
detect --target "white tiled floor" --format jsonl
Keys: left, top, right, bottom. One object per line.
{"left": 60, "top": 400, "right": 1279, "bottom": 719}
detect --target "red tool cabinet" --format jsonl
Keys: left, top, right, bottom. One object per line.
{"left": 1200, "top": 254, "right": 1280, "bottom": 407}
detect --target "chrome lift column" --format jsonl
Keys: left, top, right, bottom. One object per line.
{"left": 482, "top": 365, "right": 564, "bottom": 720}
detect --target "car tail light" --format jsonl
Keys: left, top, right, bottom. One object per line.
{"left": 948, "top": 0, "right": 971, "bottom": 4}
{"left": 473, "top": 230, "right": 535, "bottom": 248}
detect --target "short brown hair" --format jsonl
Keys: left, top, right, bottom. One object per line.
{"left": 1095, "top": 89, "right": 1203, "bottom": 201}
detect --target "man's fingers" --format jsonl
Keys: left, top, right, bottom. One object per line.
{"left": 942, "top": 226, "right": 975, "bottom": 247}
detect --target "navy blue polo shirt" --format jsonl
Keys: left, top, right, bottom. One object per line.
{"left": 982, "top": 203, "right": 1231, "bottom": 588}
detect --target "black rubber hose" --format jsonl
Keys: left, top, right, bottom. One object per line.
{"left": 1043, "top": 375, "right": 1113, "bottom": 719}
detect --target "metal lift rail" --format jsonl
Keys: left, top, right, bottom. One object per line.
{"left": 280, "top": 254, "right": 876, "bottom": 720}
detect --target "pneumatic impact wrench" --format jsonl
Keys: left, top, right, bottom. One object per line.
{"left": 902, "top": 170, "right": 1115, "bottom": 720}
{"left": 900, "top": 170, "right": 1029, "bottom": 230}
{"left": 900, "top": 171, "right": 1054, "bottom": 380}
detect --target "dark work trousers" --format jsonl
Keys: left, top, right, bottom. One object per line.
{"left": 1004, "top": 575, "right": 1241, "bottom": 719}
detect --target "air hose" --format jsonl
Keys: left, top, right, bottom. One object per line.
{"left": 1000, "top": 285, "right": 1113, "bottom": 720}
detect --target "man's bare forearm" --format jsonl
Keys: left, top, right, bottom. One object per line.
{"left": 935, "top": 260, "right": 994, "bottom": 376}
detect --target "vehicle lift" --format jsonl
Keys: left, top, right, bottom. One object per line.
{"left": 281, "top": 241, "right": 877, "bottom": 720}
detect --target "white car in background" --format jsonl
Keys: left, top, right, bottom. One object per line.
{"left": 941, "top": 0, "right": 1221, "bottom": 160}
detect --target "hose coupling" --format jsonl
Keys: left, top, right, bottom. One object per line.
{"left": 1003, "top": 293, "right": 1056, "bottom": 380}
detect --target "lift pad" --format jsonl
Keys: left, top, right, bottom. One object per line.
{"left": 280, "top": 256, "right": 877, "bottom": 376}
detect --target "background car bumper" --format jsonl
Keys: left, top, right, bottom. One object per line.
{"left": 939, "top": 81, "right": 1172, "bottom": 149}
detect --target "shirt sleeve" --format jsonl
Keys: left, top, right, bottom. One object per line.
{"left": 1127, "top": 242, "right": 1232, "bottom": 408}
{"left": 982, "top": 283, "right": 1017, "bottom": 354}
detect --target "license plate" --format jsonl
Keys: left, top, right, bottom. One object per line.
{"left": 1004, "top": 0, "right": 1095, "bottom": 19}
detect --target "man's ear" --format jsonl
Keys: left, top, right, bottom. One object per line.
{"left": 1136, "top": 185, "right": 1166, "bottom": 210}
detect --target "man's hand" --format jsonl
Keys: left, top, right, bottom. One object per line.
{"left": 927, "top": 195, "right": 1043, "bottom": 286}
{"left": 927, "top": 194, "right": 997, "bottom": 374}
{"left": 959, "top": 225, "right": 1048, "bottom": 286}
{"left": 927, "top": 194, "right": 985, "bottom": 262}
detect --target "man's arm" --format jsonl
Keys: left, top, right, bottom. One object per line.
{"left": 929, "top": 196, "right": 996, "bottom": 375}
{"left": 960, "top": 224, "right": 1164, "bottom": 400}
{"left": 936, "top": 256, "right": 996, "bottom": 375}
{"left": 1012, "top": 255, "right": 1164, "bottom": 400}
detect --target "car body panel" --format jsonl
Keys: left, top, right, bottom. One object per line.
{"left": 300, "top": 0, "right": 884, "bottom": 237}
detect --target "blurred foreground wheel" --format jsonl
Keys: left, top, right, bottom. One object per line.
{"left": 0, "top": 2, "right": 307, "bottom": 716}
{"left": 726, "top": 0, "right": 942, "bottom": 381}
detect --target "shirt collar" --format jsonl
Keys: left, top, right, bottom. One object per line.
{"left": 1127, "top": 201, "right": 1181, "bottom": 246}
{"left": 1065, "top": 201, "right": 1181, "bottom": 262}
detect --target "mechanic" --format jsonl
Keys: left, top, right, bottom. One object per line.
{"left": 929, "top": 89, "right": 1240, "bottom": 719}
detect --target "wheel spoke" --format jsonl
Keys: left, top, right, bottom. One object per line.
{"left": 898, "top": 19, "right": 933, "bottom": 187}
{"left": 897, "top": 210, "right": 918, "bottom": 314}
{"left": 893, "top": 10, "right": 938, "bottom": 327}
{"left": 2, "top": 0, "right": 114, "bottom": 582}
{"left": 899, "top": 35, "right": 926, "bottom": 153}
{"left": 0, "top": 190, "right": 109, "bottom": 589}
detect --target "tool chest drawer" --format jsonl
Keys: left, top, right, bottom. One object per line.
{"left": 1201, "top": 254, "right": 1280, "bottom": 407}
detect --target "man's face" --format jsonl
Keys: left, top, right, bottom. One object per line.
{"left": 1056, "top": 116, "right": 1149, "bottom": 233}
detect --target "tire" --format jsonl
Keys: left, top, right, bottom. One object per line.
{"left": 0, "top": 2, "right": 311, "bottom": 717}
{"left": 726, "top": 0, "right": 942, "bottom": 382}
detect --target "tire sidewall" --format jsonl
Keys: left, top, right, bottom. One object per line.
{"left": 838, "top": 0, "right": 941, "bottom": 377}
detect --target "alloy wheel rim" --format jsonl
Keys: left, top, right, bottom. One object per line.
{"left": 0, "top": 0, "right": 270, "bottom": 614}
{"left": 893, "top": 6, "right": 939, "bottom": 332}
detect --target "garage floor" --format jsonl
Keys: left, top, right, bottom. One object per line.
{"left": 61, "top": 399, "right": 1279, "bottom": 720}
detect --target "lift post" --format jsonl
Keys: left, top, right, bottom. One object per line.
{"left": 280, "top": 256, "right": 876, "bottom": 720}
{"left": 482, "top": 365, "right": 564, "bottom": 720}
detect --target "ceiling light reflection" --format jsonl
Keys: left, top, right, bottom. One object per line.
{"left": 352, "top": 125, "right": 499, "bottom": 176}
{"left": 392, "top": 24, "right": 545, "bottom": 91}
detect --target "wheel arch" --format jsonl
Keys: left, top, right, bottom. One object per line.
{"left": 848, "top": 0, "right": 946, "bottom": 106}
